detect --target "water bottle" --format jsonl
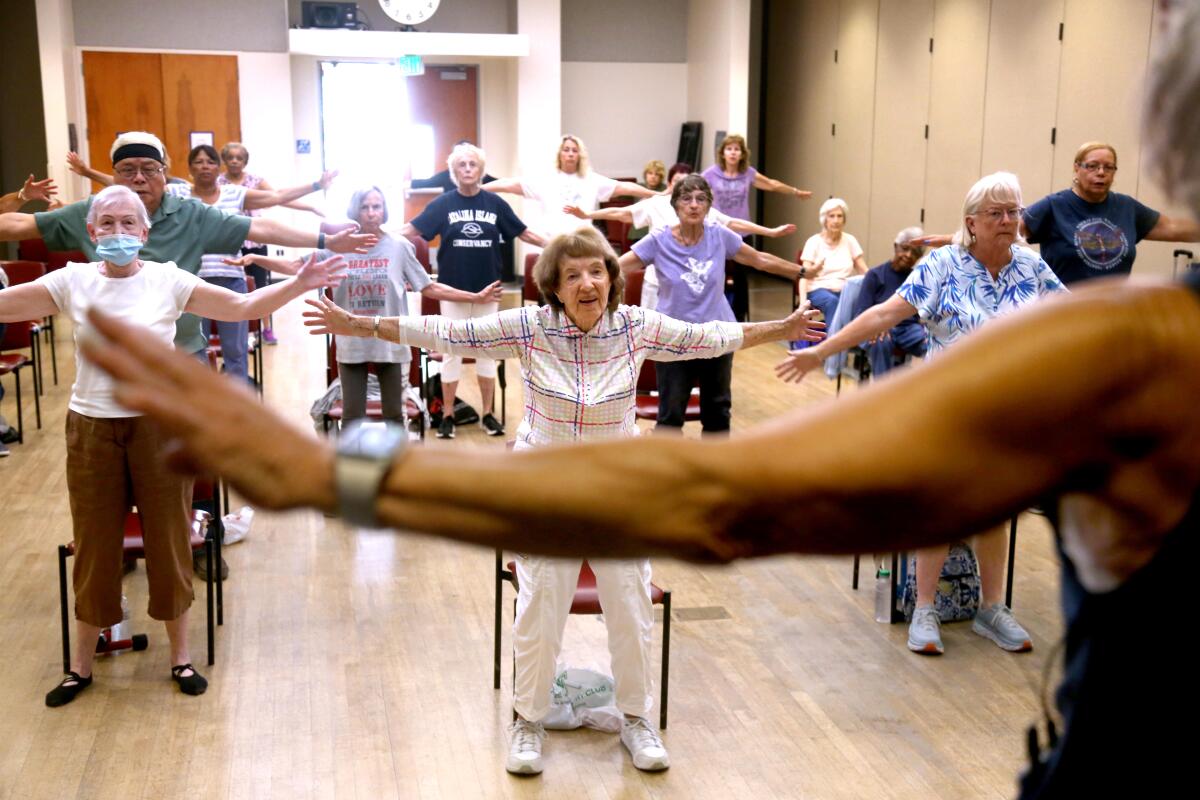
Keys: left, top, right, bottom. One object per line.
{"left": 874, "top": 568, "right": 892, "bottom": 623}
{"left": 110, "top": 594, "right": 131, "bottom": 641}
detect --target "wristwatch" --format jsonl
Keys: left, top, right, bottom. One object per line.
{"left": 335, "top": 420, "right": 408, "bottom": 527}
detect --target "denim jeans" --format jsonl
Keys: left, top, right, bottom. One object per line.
{"left": 865, "top": 323, "right": 927, "bottom": 377}
{"left": 201, "top": 276, "right": 250, "bottom": 383}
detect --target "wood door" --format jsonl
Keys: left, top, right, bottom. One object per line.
{"left": 160, "top": 54, "right": 242, "bottom": 171}
{"left": 82, "top": 51, "right": 165, "bottom": 190}
{"left": 406, "top": 65, "right": 479, "bottom": 177}
{"left": 82, "top": 51, "right": 240, "bottom": 185}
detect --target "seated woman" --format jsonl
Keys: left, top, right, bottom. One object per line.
{"left": 0, "top": 185, "right": 344, "bottom": 707}
{"left": 799, "top": 198, "right": 868, "bottom": 326}
{"left": 233, "top": 185, "right": 503, "bottom": 425}
{"left": 302, "top": 225, "right": 824, "bottom": 776}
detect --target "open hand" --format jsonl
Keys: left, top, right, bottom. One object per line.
{"left": 563, "top": 205, "right": 589, "bottom": 220}
{"left": 475, "top": 280, "right": 504, "bottom": 303}
{"left": 302, "top": 295, "right": 357, "bottom": 337}
{"left": 66, "top": 152, "right": 89, "bottom": 177}
{"left": 782, "top": 301, "right": 826, "bottom": 344}
{"left": 317, "top": 169, "right": 339, "bottom": 191}
{"left": 326, "top": 224, "right": 379, "bottom": 254}
{"left": 294, "top": 253, "right": 347, "bottom": 291}
{"left": 769, "top": 223, "right": 797, "bottom": 238}
{"left": 775, "top": 348, "right": 824, "bottom": 383}
{"left": 22, "top": 174, "right": 58, "bottom": 203}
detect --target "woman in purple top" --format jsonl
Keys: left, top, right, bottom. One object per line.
{"left": 701, "top": 134, "right": 812, "bottom": 321}
{"left": 618, "top": 174, "right": 808, "bottom": 433}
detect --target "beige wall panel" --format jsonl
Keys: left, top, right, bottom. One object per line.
{"left": 1052, "top": 0, "right": 1153, "bottom": 191}
{"left": 1133, "top": 1, "right": 1198, "bottom": 277}
{"left": 980, "top": 0, "right": 1064, "bottom": 203}
{"left": 865, "top": 0, "right": 933, "bottom": 265}
{"left": 832, "top": 0, "right": 880, "bottom": 239}
{"left": 763, "top": 0, "right": 838, "bottom": 258}
{"left": 923, "top": 0, "right": 990, "bottom": 236}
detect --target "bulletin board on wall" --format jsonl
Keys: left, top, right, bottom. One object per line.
{"left": 82, "top": 51, "right": 242, "bottom": 186}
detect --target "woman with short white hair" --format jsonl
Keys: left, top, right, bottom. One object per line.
{"left": 0, "top": 184, "right": 345, "bottom": 707}
{"left": 798, "top": 197, "right": 868, "bottom": 326}
{"left": 778, "top": 172, "right": 1066, "bottom": 656}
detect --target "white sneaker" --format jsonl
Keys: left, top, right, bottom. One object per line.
{"left": 506, "top": 719, "right": 546, "bottom": 775}
{"left": 907, "top": 605, "right": 944, "bottom": 655}
{"left": 620, "top": 717, "right": 669, "bottom": 771}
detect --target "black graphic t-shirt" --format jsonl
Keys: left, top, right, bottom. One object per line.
{"left": 1024, "top": 188, "right": 1160, "bottom": 285}
{"left": 410, "top": 190, "right": 526, "bottom": 291}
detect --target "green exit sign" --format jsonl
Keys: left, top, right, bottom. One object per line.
{"left": 398, "top": 55, "right": 424, "bottom": 76}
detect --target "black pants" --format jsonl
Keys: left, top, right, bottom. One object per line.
{"left": 338, "top": 361, "right": 408, "bottom": 423}
{"left": 655, "top": 354, "right": 734, "bottom": 433}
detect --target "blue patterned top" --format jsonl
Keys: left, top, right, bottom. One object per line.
{"left": 895, "top": 244, "right": 1066, "bottom": 356}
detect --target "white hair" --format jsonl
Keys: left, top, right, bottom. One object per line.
{"left": 447, "top": 143, "right": 487, "bottom": 187}
{"left": 819, "top": 197, "right": 848, "bottom": 227}
{"left": 87, "top": 185, "right": 152, "bottom": 230}
{"left": 1145, "top": 1, "right": 1200, "bottom": 215}
{"left": 952, "top": 172, "right": 1023, "bottom": 248}
{"left": 894, "top": 226, "right": 925, "bottom": 246}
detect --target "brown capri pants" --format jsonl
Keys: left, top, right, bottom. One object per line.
{"left": 65, "top": 410, "right": 195, "bottom": 627}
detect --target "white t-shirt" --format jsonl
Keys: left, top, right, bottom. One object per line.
{"left": 801, "top": 232, "right": 864, "bottom": 292}
{"left": 38, "top": 261, "right": 201, "bottom": 417}
{"left": 523, "top": 170, "right": 618, "bottom": 237}
{"left": 628, "top": 194, "right": 733, "bottom": 232}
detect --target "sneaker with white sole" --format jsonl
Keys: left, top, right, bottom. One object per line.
{"left": 620, "top": 717, "right": 669, "bottom": 771}
{"left": 481, "top": 413, "right": 505, "bottom": 436}
{"left": 907, "top": 605, "right": 944, "bottom": 655}
{"left": 437, "top": 417, "right": 456, "bottom": 439}
{"left": 506, "top": 718, "right": 546, "bottom": 775}
{"left": 972, "top": 603, "right": 1033, "bottom": 652}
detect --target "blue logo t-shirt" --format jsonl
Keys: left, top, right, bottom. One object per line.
{"left": 1024, "top": 189, "right": 1159, "bottom": 285}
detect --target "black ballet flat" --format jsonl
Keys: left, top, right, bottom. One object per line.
{"left": 170, "top": 663, "right": 208, "bottom": 696}
{"left": 45, "top": 671, "right": 93, "bottom": 707}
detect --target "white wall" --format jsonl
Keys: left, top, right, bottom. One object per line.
{"left": 686, "top": 0, "right": 751, "bottom": 163}
{"left": 561, "top": 63, "right": 688, "bottom": 177}
{"left": 35, "top": 0, "right": 85, "bottom": 201}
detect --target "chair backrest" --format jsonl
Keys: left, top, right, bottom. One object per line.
{"left": 18, "top": 240, "right": 85, "bottom": 271}
{"left": 421, "top": 292, "right": 439, "bottom": 316}
{"left": 405, "top": 234, "right": 432, "bottom": 274}
{"left": 0, "top": 260, "right": 46, "bottom": 286}
{"left": 0, "top": 321, "right": 36, "bottom": 350}
{"left": 522, "top": 252, "right": 542, "bottom": 305}
{"left": 605, "top": 218, "right": 630, "bottom": 253}
{"left": 623, "top": 268, "right": 644, "bottom": 306}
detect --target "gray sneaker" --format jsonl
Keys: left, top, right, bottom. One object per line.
{"left": 621, "top": 717, "right": 669, "bottom": 771}
{"left": 0, "top": 440, "right": 9, "bottom": 458}
{"left": 907, "top": 605, "right": 944, "bottom": 655}
{"left": 973, "top": 603, "right": 1033, "bottom": 652}
{"left": 506, "top": 719, "right": 546, "bottom": 775}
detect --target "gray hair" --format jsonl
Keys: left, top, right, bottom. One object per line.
{"left": 347, "top": 186, "right": 388, "bottom": 225}
{"left": 1144, "top": 1, "right": 1200, "bottom": 215}
{"left": 894, "top": 226, "right": 925, "bottom": 246}
{"left": 952, "top": 172, "right": 1023, "bottom": 248}
{"left": 819, "top": 197, "right": 848, "bottom": 227}
{"left": 87, "top": 185, "right": 151, "bottom": 230}
{"left": 447, "top": 143, "right": 487, "bottom": 187}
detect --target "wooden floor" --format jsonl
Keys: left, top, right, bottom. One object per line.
{"left": 0, "top": 277, "right": 1062, "bottom": 799}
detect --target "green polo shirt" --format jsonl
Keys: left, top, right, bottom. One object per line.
{"left": 35, "top": 193, "right": 252, "bottom": 353}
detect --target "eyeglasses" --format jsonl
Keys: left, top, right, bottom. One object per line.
{"left": 1078, "top": 161, "right": 1117, "bottom": 174}
{"left": 114, "top": 164, "right": 166, "bottom": 180}
{"left": 677, "top": 193, "right": 709, "bottom": 206}
{"left": 977, "top": 206, "right": 1025, "bottom": 222}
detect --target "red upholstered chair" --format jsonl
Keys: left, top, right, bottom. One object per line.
{"left": 1, "top": 260, "right": 54, "bottom": 389}
{"left": 404, "top": 234, "right": 432, "bottom": 274}
{"left": 604, "top": 217, "right": 631, "bottom": 254}
{"left": 0, "top": 321, "right": 42, "bottom": 432}
{"left": 57, "top": 509, "right": 217, "bottom": 671}
{"left": 623, "top": 268, "right": 645, "bottom": 307}
{"left": 522, "top": 253, "right": 542, "bottom": 306}
{"left": 321, "top": 337, "right": 426, "bottom": 438}
{"left": 494, "top": 554, "right": 672, "bottom": 729}
{"left": 634, "top": 359, "right": 701, "bottom": 422}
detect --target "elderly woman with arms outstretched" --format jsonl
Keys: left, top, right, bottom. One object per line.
{"left": 303, "top": 225, "right": 824, "bottom": 777}
{"left": 778, "top": 171, "right": 1066, "bottom": 657}
{"left": 0, "top": 185, "right": 345, "bottom": 708}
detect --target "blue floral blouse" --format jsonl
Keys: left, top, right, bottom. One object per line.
{"left": 895, "top": 244, "right": 1066, "bottom": 356}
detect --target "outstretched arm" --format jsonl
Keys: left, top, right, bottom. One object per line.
{"left": 482, "top": 178, "right": 525, "bottom": 195}
{"left": 775, "top": 294, "right": 917, "bottom": 382}
{"left": 0, "top": 175, "right": 58, "bottom": 213}
{"left": 0, "top": 212, "right": 41, "bottom": 242}
{"left": 1145, "top": 213, "right": 1200, "bottom": 243}
{"left": 732, "top": 242, "right": 802, "bottom": 279}
{"left": 611, "top": 181, "right": 656, "bottom": 200}
{"left": 0, "top": 282, "right": 59, "bottom": 322}
{"left": 185, "top": 253, "right": 345, "bottom": 321}
{"left": 727, "top": 219, "right": 796, "bottom": 238}
{"left": 564, "top": 204, "right": 632, "bottom": 224}
{"left": 243, "top": 170, "right": 337, "bottom": 211}
{"left": 247, "top": 218, "right": 377, "bottom": 253}
{"left": 78, "top": 281, "right": 1200, "bottom": 574}
{"left": 66, "top": 152, "right": 113, "bottom": 187}
{"left": 752, "top": 172, "right": 812, "bottom": 199}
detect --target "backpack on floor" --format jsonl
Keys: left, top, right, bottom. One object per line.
{"left": 423, "top": 372, "right": 480, "bottom": 426}
{"left": 899, "top": 542, "right": 981, "bottom": 622}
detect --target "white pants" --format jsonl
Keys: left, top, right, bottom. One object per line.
{"left": 437, "top": 299, "right": 499, "bottom": 381}
{"left": 513, "top": 555, "right": 655, "bottom": 722}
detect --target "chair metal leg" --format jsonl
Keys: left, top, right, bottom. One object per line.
{"left": 660, "top": 590, "right": 671, "bottom": 730}
{"left": 33, "top": 330, "right": 43, "bottom": 397}
{"left": 493, "top": 551, "right": 503, "bottom": 690}
{"left": 890, "top": 552, "right": 904, "bottom": 624}
{"left": 59, "top": 545, "right": 72, "bottom": 673}
{"left": 13, "top": 368, "right": 23, "bottom": 444}
{"left": 205, "top": 540, "right": 215, "bottom": 666}
{"left": 1006, "top": 515, "right": 1018, "bottom": 609}
{"left": 45, "top": 317, "right": 58, "bottom": 385}
{"left": 851, "top": 554, "right": 860, "bottom": 589}
{"left": 215, "top": 515, "right": 224, "bottom": 626}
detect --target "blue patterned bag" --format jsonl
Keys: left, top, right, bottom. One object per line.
{"left": 899, "top": 542, "right": 981, "bottom": 622}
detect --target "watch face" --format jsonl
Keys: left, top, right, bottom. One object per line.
{"left": 379, "top": 0, "right": 441, "bottom": 24}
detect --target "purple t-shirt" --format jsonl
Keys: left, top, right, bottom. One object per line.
{"left": 702, "top": 164, "right": 757, "bottom": 221}
{"left": 632, "top": 221, "right": 743, "bottom": 323}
